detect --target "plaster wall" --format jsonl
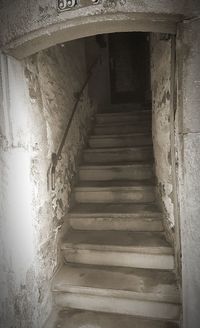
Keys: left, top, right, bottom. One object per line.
{"left": 0, "top": 39, "right": 99, "bottom": 328}
{"left": 177, "top": 19, "right": 200, "bottom": 328}
{"left": 150, "top": 34, "right": 175, "bottom": 239}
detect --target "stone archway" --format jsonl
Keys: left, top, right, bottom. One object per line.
{"left": 0, "top": 0, "right": 184, "bottom": 59}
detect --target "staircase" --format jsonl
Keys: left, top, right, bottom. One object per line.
{"left": 46, "top": 109, "right": 180, "bottom": 327}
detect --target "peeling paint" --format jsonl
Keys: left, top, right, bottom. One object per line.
{"left": 0, "top": 39, "right": 97, "bottom": 328}
{"left": 151, "top": 34, "right": 175, "bottom": 232}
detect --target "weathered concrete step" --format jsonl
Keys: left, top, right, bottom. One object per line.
{"left": 62, "top": 230, "right": 174, "bottom": 270}
{"left": 70, "top": 215, "right": 163, "bottom": 232}
{"left": 89, "top": 133, "right": 152, "bottom": 148}
{"left": 44, "top": 308, "right": 179, "bottom": 328}
{"left": 74, "top": 180, "right": 156, "bottom": 203}
{"left": 99, "top": 110, "right": 151, "bottom": 117}
{"left": 96, "top": 116, "right": 151, "bottom": 124}
{"left": 96, "top": 111, "right": 151, "bottom": 124}
{"left": 68, "top": 203, "right": 163, "bottom": 231}
{"left": 69, "top": 203, "right": 163, "bottom": 231}
{"left": 101, "top": 103, "right": 145, "bottom": 112}
{"left": 79, "top": 163, "right": 154, "bottom": 181}
{"left": 83, "top": 146, "right": 153, "bottom": 163}
{"left": 52, "top": 264, "right": 180, "bottom": 320}
{"left": 94, "top": 122, "right": 151, "bottom": 135}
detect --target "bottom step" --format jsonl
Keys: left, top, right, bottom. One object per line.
{"left": 52, "top": 264, "right": 180, "bottom": 320}
{"left": 44, "top": 309, "right": 179, "bottom": 328}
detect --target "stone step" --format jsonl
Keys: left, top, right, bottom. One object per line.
{"left": 61, "top": 230, "right": 174, "bottom": 270}
{"left": 44, "top": 308, "right": 179, "bottom": 328}
{"left": 83, "top": 146, "right": 153, "bottom": 163}
{"left": 96, "top": 111, "right": 151, "bottom": 124}
{"left": 52, "top": 264, "right": 180, "bottom": 320}
{"left": 101, "top": 103, "right": 145, "bottom": 112}
{"left": 79, "top": 162, "right": 154, "bottom": 181}
{"left": 89, "top": 133, "right": 152, "bottom": 148}
{"left": 69, "top": 203, "right": 163, "bottom": 231}
{"left": 74, "top": 180, "right": 156, "bottom": 203}
{"left": 94, "top": 122, "right": 151, "bottom": 135}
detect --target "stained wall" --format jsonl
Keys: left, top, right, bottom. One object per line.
{"left": 150, "top": 34, "right": 175, "bottom": 237}
{"left": 177, "top": 19, "right": 200, "bottom": 328}
{"left": 0, "top": 38, "right": 102, "bottom": 328}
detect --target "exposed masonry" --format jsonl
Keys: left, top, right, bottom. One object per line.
{"left": 150, "top": 34, "right": 175, "bottom": 236}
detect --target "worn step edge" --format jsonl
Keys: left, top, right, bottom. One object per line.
{"left": 89, "top": 133, "right": 152, "bottom": 139}
{"left": 74, "top": 188, "right": 156, "bottom": 203}
{"left": 75, "top": 185, "right": 156, "bottom": 191}
{"left": 79, "top": 162, "right": 153, "bottom": 169}
{"left": 78, "top": 164, "right": 154, "bottom": 181}
{"left": 69, "top": 211, "right": 161, "bottom": 218}
{"left": 54, "top": 293, "right": 180, "bottom": 320}
{"left": 69, "top": 203, "right": 161, "bottom": 218}
{"left": 43, "top": 308, "right": 180, "bottom": 328}
{"left": 84, "top": 146, "right": 153, "bottom": 153}
{"left": 52, "top": 265, "right": 180, "bottom": 304}
{"left": 61, "top": 232, "right": 173, "bottom": 254}
{"left": 96, "top": 115, "right": 152, "bottom": 121}
{"left": 52, "top": 265, "right": 180, "bottom": 319}
{"left": 63, "top": 249, "right": 174, "bottom": 270}
{"left": 74, "top": 187, "right": 156, "bottom": 203}
{"left": 97, "top": 110, "right": 152, "bottom": 117}
{"left": 69, "top": 216, "right": 163, "bottom": 232}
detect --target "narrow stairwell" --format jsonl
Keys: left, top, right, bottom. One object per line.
{"left": 46, "top": 108, "right": 181, "bottom": 327}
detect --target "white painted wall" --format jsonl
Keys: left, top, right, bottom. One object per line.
{"left": 0, "top": 38, "right": 102, "bottom": 328}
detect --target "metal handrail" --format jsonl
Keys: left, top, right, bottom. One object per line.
{"left": 50, "top": 55, "right": 101, "bottom": 190}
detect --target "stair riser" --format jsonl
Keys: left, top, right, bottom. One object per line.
{"left": 94, "top": 125, "right": 151, "bottom": 135}
{"left": 75, "top": 188, "right": 155, "bottom": 203}
{"left": 54, "top": 293, "right": 180, "bottom": 320}
{"left": 83, "top": 150, "right": 153, "bottom": 164}
{"left": 79, "top": 166, "right": 153, "bottom": 181}
{"left": 89, "top": 136, "right": 152, "bottom": 148}
{"left": 69, "top": 217, "right": 163, "bottom": 232}
{"left": 96, "top": 116, "right": 151, "bottom": 124}
{"left": 63, "top": 249, "right": 174, "bottom": 270}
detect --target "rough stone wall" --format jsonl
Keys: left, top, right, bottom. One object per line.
{"left": 176, "top": 20, "right": 200, "bottom": 328}
{"left": 0, "top": 39, "right": 98, "bottom": 328}
{"left": 150, "top": 34, "right": 175, "bottom": 238}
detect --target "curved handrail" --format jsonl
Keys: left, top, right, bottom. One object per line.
{"left": 50, "top": 55, "right": 101, "bottom": 190}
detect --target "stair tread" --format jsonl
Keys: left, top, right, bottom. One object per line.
{"left": 82, "top": 162, "right": 153, "bottom": 169}
{"left": 44, "top": 309, "right": 179, "bottom": 328}
{"left": 53, "top": 263, "right": 179, "bottom": 303}
{"left": 84, "top": 145, "right": 153, "bottom": 152}
{"left": 90, "top": 132, "right": 152, "bottom": 139}
{"left": 96, "top": 120, "right": 151, "bottom": 125}
{"left": 62, "top": 230, "right": 172, "bottom": 253}
{"left": 80, "top": 161, "right": 153, "bottom": 168}
{"left": 69, "top": 203, "right": 161, "bottom": 217}
{"left": 97, "top": 110, "right": 151, "bottom": 117}
{"left": 75, "top": 180, "right": 155, "bottom": 189}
